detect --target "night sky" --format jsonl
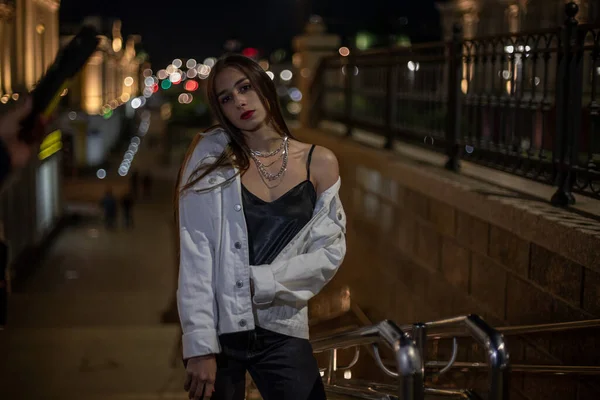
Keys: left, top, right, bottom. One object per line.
{"left": 59, "top": 0, "right": 443, "bottom": 69}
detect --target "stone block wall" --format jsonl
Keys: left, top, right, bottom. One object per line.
{"left": 298, "top": 127, "right": 600, "bottom": 400}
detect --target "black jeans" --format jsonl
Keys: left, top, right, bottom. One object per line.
{"left": 213, "top": 326, "right": 327, "bottom": 400}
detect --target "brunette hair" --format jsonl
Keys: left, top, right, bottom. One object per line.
{"left": 178, "top": 54, "right": 294, "bottom": 194}
{"left": 174, "top": 54, "right": 294, "bottom": 266}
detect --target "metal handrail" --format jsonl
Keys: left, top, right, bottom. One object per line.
{"left": 434, "top": 337, "right": 458, "bottom": 376}
{"left": 323, "top": 384, "right": 388, "bottom": 400}
{"left": 312, "top": 313, "right": 598, "bottom": 399}
{"left": 404, "top": 315, "right": 509, "bottom": 400}
{"left": 497, "top": 319, "right": 600, "bottom": 335}
{"left": 337, "top": 346, "right": 360, "bottom": 371}
{"left": 329, "top": 380, "right": 480, "bottom": 399}
{"left": 410, "top": 318, "right": 600, "bottom": 339}
{"left": 311, "top": 320, "right": 424, "bottom": 400}
{"left": 424, "top": 388, "right": 481, "bottom": 399}
{"left": 427, "top": 361, "right": 600, "bottom": 376}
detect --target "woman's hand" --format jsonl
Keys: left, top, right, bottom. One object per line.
{"left": 184, "top": 354, "right": 217, "bottom": 399}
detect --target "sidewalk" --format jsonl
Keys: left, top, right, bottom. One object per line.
{"left": 0, "top": 111, "right": 188, "bottom": 399}
{"left": 0, "top": 188, "right": 187, "bottom": 399}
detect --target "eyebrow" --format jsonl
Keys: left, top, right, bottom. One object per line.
{"left": 217, "top": 78, "right": 248, "bottom": 97}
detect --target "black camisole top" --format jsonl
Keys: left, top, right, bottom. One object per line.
{"left": 242, "top": 145, "right": 317, "bottom": 265}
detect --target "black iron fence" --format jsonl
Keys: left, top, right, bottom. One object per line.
{"left": 309, "top": 2, "right": 600, "bottom": 206}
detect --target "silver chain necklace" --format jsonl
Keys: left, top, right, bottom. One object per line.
{"left": 250, "top": 136, "right": 287, "bottom": 158}
{"left": 250, "top": 137, "right": 289, "bottom": 181}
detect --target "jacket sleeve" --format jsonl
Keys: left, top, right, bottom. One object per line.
{"left": 249, "top": 195, "right": 346, "bottom": 305}
{"left": 177, "top": 155, "right": 221, "bottom": 359}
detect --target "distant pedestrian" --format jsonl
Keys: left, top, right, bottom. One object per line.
{"left": 130, "top": 170, "right": 139, "bottom": 198}
{"left": 121, "top": 192, "right": 134, "bottom": 228}
{"left": 142, "top": 174, "right": 152, "bottom": 198}
{"left": 100, "top": 188, "right": 118, "bottom": 230}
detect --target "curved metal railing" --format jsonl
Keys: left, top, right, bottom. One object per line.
{"left": 326, "top": 380, "right": 480, "bottom": 399}
{"left": 404, "top": 314, "right": 510, "bottom": 400}
{"left": 311, "top": 312, "right": 599, "bottom": 399}
{"left": 311, "top": 319, "right": 424, "bottom": 400}
{"left": 424, "top": 318, "right": 600, "bottom": 377}
{"left": 311, "top": 315, "right": 509, "bottom": 400}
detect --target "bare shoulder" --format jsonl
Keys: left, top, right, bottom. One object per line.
{"left": 309, "top": 145, "right": 339, "bottom": 195}
{"left": 311, "top": 145, "right": 338, "bottom": 169}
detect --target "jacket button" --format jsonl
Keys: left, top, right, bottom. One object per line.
{"left": 234, "top": 242, "right": 242, "bottom": 249}
{"left": 239, "top": 319, "right": 247, "bottom": 327}
{"left": 234, "top": 204, "right": 242, "bottom": 211}
{"left": 236, "top": 280, "right": 243, "bottom": 288}
{"left": 208, "top": 177, "right": 216, "bottom": 184}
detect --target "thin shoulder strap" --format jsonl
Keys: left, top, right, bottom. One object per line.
{"left": 306, "top": 145, "right": 316, "bottom": 181}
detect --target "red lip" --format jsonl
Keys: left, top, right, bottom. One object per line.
{"left": 240, "top": 110, "right": 255, "bottom": 120}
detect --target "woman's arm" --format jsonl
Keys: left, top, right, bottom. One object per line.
{"left": 249, "top": 146, "right": 346, "bottom": 305}
{"left": 177, "top": 145, "right": 221, "bottom": 359}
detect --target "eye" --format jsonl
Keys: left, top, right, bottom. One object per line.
{"left": 239, "top": 84, "right": 251, "bottom": 93}
{"left": 220, "top": 95, "right": 231, "bottom": 104}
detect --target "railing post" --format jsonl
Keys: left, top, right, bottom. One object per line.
{"left": 552, "top": 2, "right": 581, "bottom": 206}
{"left": 344, "top": 55, "right": 354, "bottom": 137}
{"left": 412, "top": 323, "right": 427, "bottom": 377}
{"left": 464, "top": 315, "right": 510, "bottom": 400}
{"left": 445, "top": 23, "right": 463, "bottom": 172}
{"left": 385, "top": 53, "right": 397, "bottom": 149}
{"left": 326, "top": 348, "right": 337, "bottom": 385}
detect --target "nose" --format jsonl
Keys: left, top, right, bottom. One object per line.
{"left": 233, "top": 93, "right": 247, "bottom": 108}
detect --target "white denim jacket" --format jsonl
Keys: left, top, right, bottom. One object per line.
{"left": 177, "top": 128, "right": 347, "bottom": 360}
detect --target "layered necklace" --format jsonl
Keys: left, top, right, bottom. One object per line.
{"left": 249, "top": 136, "right": 289, "bottom": 183}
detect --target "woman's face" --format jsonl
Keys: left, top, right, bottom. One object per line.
{"left": 214, "top": 67, "right": 268, "bottom": 131}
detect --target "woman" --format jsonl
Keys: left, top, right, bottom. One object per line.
{"left": 176, "top": 54, "right": 346, "bottom": 400}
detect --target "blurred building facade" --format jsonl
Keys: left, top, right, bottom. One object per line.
{"left": 437, "top": 0, "right": 600, "bottom": 39}
{"left": 292, "top": 17, "right": 340, "bottom": 127}
{"left": 0, "top": 0, "right": 62, "bottom": 279}
{"left": 59, "top": 17, "right": 145, "bottom": 171}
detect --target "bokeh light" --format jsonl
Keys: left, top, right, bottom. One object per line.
{"left": 288, "top": 88, "right": 302, "bottom": 102}
{"left": 187, "top": 68, "right": 198, "bottom": 79}
{"left": 280, "top": 70, "right": 293, "bottom": 81}
{"left": 186, "top": 59, "right": 197, "bottom": 69}
{"left": 339, "top": 47, "right": 350, "bottom": 57}
{"left": 157, "top": 69, "right": 168, "bottom": 80}
{"left": 185, "top": 80, "right": 199, "bottom": 91}
{"left": 131, "top": 97, "right": 142, "bottom": 109}
{"left": 203, "top": 57, "right": 216, "bottom": 68}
